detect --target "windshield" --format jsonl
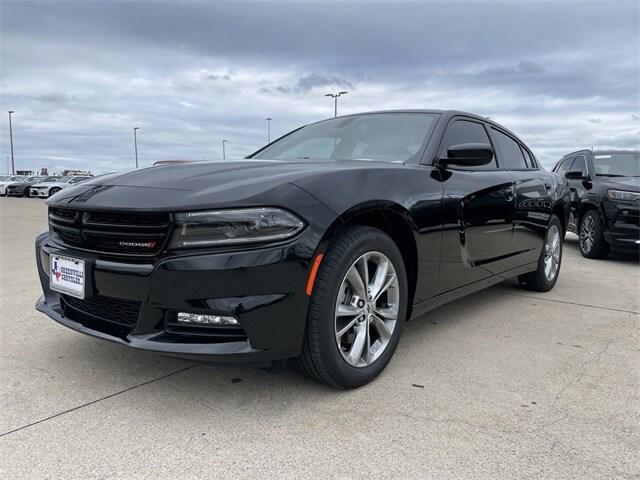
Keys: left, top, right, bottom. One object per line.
{"left": 253, "top": 113, "right": 439, "bottom": 163}
{"left": 26, "top": 176, "right": 43, "bottom": 182}
{"left": 593, "top": 152, "right": 639, "bottom": 177}
{"left": 43, "top": 177, "right": 61, "bottom": 182}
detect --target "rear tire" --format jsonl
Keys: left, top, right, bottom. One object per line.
{"left": 298, "top": 226, "right": 408, "bottom": 389}
{"left": 578, "top": 210, "right": 610, "bottom": 259}
{"left": 518, "top": 215, "right": 563, "bottom": 292}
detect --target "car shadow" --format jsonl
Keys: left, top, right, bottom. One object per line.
{"left": 57, "top": 284, "right": 506, "bottom": 407}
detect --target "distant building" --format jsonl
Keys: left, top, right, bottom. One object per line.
{"left": 61, "top": 169, "right": 92, "bottom": 176}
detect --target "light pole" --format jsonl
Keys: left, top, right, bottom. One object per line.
{"left": 266, "top": 117, "right": 272, "bottom": 143}
{"left": 8, "top": 111, "right": 15, "bottom": 174}
{"left": 133, "top": 127, "right": 140, "bottom": 168}
{"left": 325, "top": 91, "right": 348, "bottom": 117}
{"left": 222, "top": 139, "right": 228, "bottom": 160}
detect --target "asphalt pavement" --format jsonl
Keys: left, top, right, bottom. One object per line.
{"left": 1, "top": 197, "right": 638, "bottom": 479}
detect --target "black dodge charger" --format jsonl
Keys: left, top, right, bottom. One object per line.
{"left": 35, "top": 110, "right": 569, "bottom": 388}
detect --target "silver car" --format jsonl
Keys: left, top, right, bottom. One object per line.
{"left": 29, "top": 176, "right": 91, "bottom": 198}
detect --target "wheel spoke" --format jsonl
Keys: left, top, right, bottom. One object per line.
{"left": 346, "top": 266, "right": 367, "bottom": 298}
{"left": 372, "top": 315, "right": 392, "bottom": 341}
{"left": 368, "top": 257, "right": 389, "bottom": 300}
{"left": 347, "top": 327, "right": 367, "bottom": 365}
{"left": 374, "top": 305, "right": 398, "bottom": 320}
{"left": 544, "top": 259, "right": 552, "bottom": 278}
{"left": 336, "top": 304, "right": 361, "bottom": 317}
{"left": 356, "top": 254, "right": 370, "bottom": 292}
{"left": 373, "top": 274, "right": 396, "bottom": 305}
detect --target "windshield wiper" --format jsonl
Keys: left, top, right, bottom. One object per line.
{"left": 596, "top": 174, "right": 626, "bottom": 177}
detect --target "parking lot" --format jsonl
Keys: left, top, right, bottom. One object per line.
{"left": 0, "top": 197, "right": 638, "bottom": 479}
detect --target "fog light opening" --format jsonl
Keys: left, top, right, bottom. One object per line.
{"left": 177, "top": 312, "right": 239, "bottom": 326}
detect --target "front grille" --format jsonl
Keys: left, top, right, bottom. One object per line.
{"left": 61, "top": 294, "right": 142, "bottom": 327}
{"left": 49, "top": 207, "right": 171, "bottom": 256}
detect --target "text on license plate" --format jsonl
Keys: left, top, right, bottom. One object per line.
{"left": 50, "top": 254, "right": 85, "bottom": 299}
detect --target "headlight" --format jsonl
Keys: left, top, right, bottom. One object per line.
{"left": 170, "top": 208, "right": 305, "bottom": 248}
{"left": 607, "top": 190, "right": 640, "bottom": 202}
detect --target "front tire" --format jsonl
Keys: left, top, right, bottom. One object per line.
{"left": 579, "top": 210, "right": 610, "bottom": 259}
{"left": 298, "top": 226, "right": 408, "bottom": 389}
{"left": 518, "top": 215, "right": 563, "bottom": 292}
{"left": 48, "top": 188, "right": 60, "bottom": 197}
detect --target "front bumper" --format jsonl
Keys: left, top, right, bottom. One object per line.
{"left": 35, "top": 232, "right": 314, "bottom": 365}
{"left": 5, "top": 187, "right": 26, "bottom": 197}
{"left": 603, "top": 200, "right": 640, "bottom": 251}
{"left": 30, "top": 188, "right": 49, "bottom": 198}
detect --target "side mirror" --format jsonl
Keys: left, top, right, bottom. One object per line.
{"left": 440, "top": 143, "right": 493, "bottom": 167}
{"left": 565, "top": 170, "right": 587, "bottom": 180}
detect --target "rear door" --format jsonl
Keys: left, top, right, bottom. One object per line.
{"left": 436, "top": 118, "right": 516, "bottom": 294}
{"left": 491, "top": 127, "right": 551, "bottom": 265}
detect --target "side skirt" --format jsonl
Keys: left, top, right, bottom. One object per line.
{"left": 409, "top": 261, "right": 538, "bottom": 321}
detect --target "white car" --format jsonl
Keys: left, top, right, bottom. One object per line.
{"left": 29, "top": 176, "right": 92, "bottom": 198}
{"left": 0, "top": 175, "right": 27, "bottom": 195}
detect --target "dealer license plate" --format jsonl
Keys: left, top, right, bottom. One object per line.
{"left": 50, "top": 255, "right": 85, "bottom": 299}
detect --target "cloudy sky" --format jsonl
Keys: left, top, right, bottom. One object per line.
{"left": 1, "top": 0, "right": 638, "bottom": 174}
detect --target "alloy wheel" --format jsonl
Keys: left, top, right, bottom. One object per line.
{"left": 334, "top": 251, "right": 400, "bottom": 368}
{"left": 544, "top": 224, "right": 561, "bottom": 282}
{"left": 580, "top": 215, "right": 595, "bottom": 254}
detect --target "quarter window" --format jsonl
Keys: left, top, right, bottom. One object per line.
{"left": 492, "top": 129, "right": 527, "bottom": 169}
{"left": 439, "top": 120, "right": 496, "bottom": 169}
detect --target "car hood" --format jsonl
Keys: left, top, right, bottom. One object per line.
{"left": 46, "top": 159, "right": 404, "bottom": 211}
{"left": 598, "top": 176, "right": 640, "bottom": 192}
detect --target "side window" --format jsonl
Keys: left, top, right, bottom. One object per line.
{"left": 556, "top": 157, "right": 575, "bottom": 176}
{"left": 571, "top": 155, "right": 587, "bottom": 176}
{"left": 491, "top": 129, "right": 527, "bottom": 169}
{"left": 439, "top": 120, "right": 497, "bottom": 169}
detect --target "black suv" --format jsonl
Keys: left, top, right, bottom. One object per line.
{"left": 553, "top": 150, "right": 639, "bottom": 258}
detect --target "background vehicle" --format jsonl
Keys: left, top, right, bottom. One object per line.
{"left": 5, "top": 176, "right": 47, "bottom": 197}
{"left": 29, "top": 176, "right": 91, "bottom": 198}
{"left": 553, "top": 150, "right": 639, "bottom": 258}
{"left": 0, "top": 175, "right": 26, "bottom": 195}
{"left": 35, "top": 110, "right": 569, "bottom": 388}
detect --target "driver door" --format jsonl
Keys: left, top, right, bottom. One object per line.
{"left": 436, "top": 118, "right": 516, "bottom": 294}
